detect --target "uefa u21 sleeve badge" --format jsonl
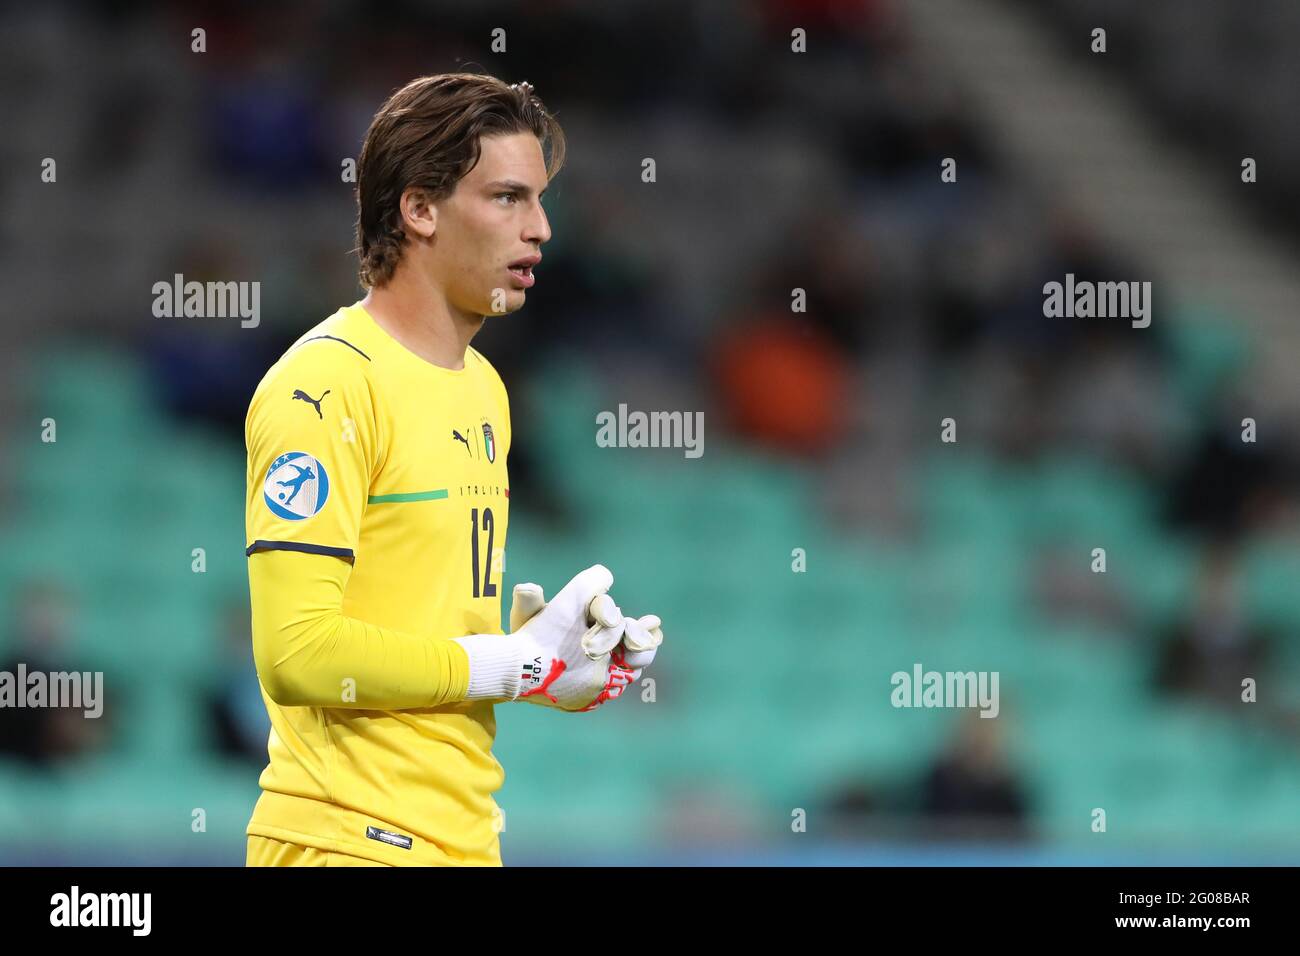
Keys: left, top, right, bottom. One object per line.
{"left": 263, "top": 451, "right": 330, "bottom": 520}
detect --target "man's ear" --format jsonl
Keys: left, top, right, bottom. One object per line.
{"left": 400, "top": 187, "right": 438, "bottom": 240}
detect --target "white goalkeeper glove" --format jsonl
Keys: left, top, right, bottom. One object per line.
{"left": 512, "top": 581, "right": 664, "bottom": 712}
{"left": 453, "top": 564, "right": 632, "bottom": 711}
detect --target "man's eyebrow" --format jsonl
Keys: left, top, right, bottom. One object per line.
{"left": 486, "top": 179, "right": 547, "bottom": 198}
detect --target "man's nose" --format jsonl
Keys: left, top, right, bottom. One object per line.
{"left": 524, "top": 201, "right": 551, "bottom": 245}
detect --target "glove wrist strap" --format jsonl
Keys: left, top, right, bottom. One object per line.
{"left": 452, "top": 634, "right": 524, "bottom": 700}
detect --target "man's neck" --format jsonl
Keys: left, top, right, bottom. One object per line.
{"left": 360, "top": 269, "right": 484, "bottom": 371}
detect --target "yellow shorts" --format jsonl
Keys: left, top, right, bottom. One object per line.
{"left": 246, "top": 835, "right": 392, "bottom": 867}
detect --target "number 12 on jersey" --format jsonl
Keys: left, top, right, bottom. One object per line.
{"left": 470, "top": 507, "right": 498, "bottom": 599}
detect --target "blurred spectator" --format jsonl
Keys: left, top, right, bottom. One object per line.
{"left": 711, "top": 311, "right": 853, "bottom": 457}
{"left": 0, "top": 580, "right": 111, "bottom": 768}
{"left": 757, "top": 208, "right": 884, "bottom": 355}
{"left": 205, "top": 600, "right": 271, "bottom": 769}
{"left": 917, "top": 710, "right": 1032, "bottom": 841}
{"left": 1162, "top": 413, "right": 1295, "bottom": 539}
{"left": 822, "top": 776, "right": 891, "bottom": 841}
{"left": 1154, "top": 539, "right": 1273, "bottom": 711}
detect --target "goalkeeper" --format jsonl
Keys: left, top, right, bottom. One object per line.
{"left": 243, "top": 73, "right": 662, "bottom": 867}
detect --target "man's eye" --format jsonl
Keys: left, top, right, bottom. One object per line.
{"left": 496, "top": 193, "right": 518, "bottom": 204}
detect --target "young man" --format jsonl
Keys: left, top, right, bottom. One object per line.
{"left": 242, "top": 74, "right": 663, "bottom": 867}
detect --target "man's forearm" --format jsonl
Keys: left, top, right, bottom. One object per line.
{"left": 249, "top": 548, "right": 475, "bottom": 709}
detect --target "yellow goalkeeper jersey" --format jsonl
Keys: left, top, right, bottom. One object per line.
{"left": 243, "top": 302, "right": 511, "bottom": 865}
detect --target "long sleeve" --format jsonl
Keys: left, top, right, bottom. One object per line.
{"left": 249, "top": 548, "right": 471, "bottom": 708}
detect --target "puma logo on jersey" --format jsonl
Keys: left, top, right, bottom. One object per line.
{"left": 292, "top": 388, "right": 331, "bottom": 419}
{"left": 452, "top": 429, "right": 471, "bottom": 454}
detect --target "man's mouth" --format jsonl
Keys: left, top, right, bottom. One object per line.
{"left": 507, "top": 255, "right": 540, "bottom": 288}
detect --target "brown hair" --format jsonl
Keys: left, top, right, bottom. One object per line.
{"left": 354, "top": 73, "right": 566, "bottom": 289}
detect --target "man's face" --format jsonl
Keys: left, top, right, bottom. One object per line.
{"left": 426, "top": 131, "right": 552, "bottom": 316}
